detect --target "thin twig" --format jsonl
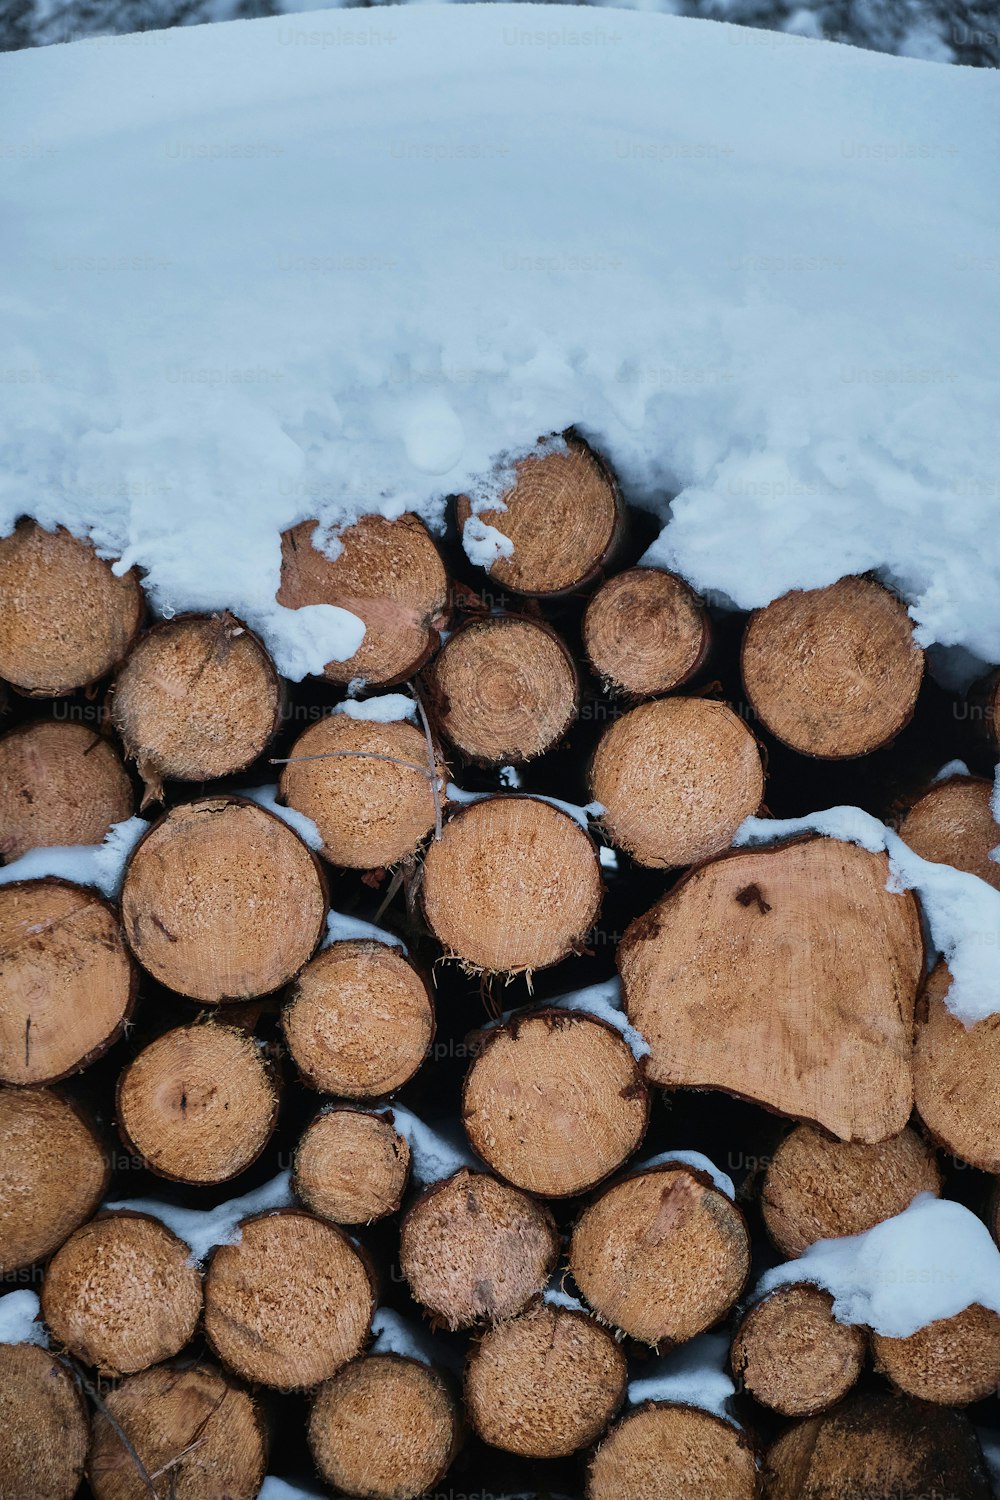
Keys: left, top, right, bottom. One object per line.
{"left": 408, "top": 679, "right": 443, "bottom": 840}
{"left": 61, "top": 1356, "right": 157, "bottom": 1499}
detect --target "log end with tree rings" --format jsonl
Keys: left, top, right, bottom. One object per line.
{"left": 0, "top": 518, "right": 144, "bottom": 697}
{"left": 421, "top": 795, "right": 603, "bottom": 974}
{"left": 0, "top": 878, "right": 135, "bottom": 1086}
{"left": 0, "top": 720, "right": 133, "bottom": 863}
{"left": 308, "top": 1355, "right": 460, "bottom": 1500}
{"left": 279, "top": 712, "right": 443, "bottom": 870}
{"left": 0, "top": 1343, "right": 90, "bottom": 1500}
{"left": 399, "top": 1169, "right": 559, "bottom": 1330}
{"left": 204, "top": 1210, "right": 375, "bottom": 1390}
{"left": 461, "top": 1010, "right": 648, "bottom": 1197}
{"left": 569, "top": 1162, "right": 750, "bottom": 1345}
{"left": 0, "top": 1085, "right": 108, "bottom": 1274}
{"left": 121, "top": 796, "right": 326, "bottom": 1003}
{"left": 41, "top": 1211, "right": 203, "bottom": 1376}
{"left": 464, "top": 1299, "right": 627, "bottom": 1458}
{"left": 587, "top": 1403, "right": 761, "bottom": 1500}
{"left": 871, "top": 1304, "right": 1000, "bottom": 1406}
{"left": 278, "top": 512, "right": 450, "bottom": 686}
{"left": 115, "top": 1022, "right": 280, "bottom": 1184}
{"left": 583, "top": 566, "right": 710, "bottom": 698}
{"left": 424, "top": 615, "right": 578, "bottom": 765}
{"left": 283, "top": 940, "right": 433, "bottom": 1099}
{"left": 913, "top": 960, "right": 1000, "bottom": 1172}
{"left": 293, "top": 1106, "right": 411, "bottom": 1224}
{"left": 589, "top": 696, "right": 764, "bottom": 868}
{"left": 899, "top": 774, "right": 1000, "bottom": 891}
{"left": 741, "top": 575, "right": 924, "bottom": 759}
{"left": 730, "top": 1284, "right": 866, "bottom": 1417}
{"left": 455, "top": 437, "right": 623, "bottom": 597}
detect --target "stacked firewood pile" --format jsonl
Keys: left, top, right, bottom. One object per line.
{"left": 1, "top": 433, "right": 999, "bottom": 1500}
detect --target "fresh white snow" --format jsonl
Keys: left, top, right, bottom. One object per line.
{"left": 384, "top": 1103, "right": 478, "bottom": 1185}
{"left": 637, "top": 1149, "right": 735, "bottom": 1201}
{"left": 550, "top": 976, "right": 650, "bottom": 1060}
{"left": 331, "top": 694, "right": 419, "bottom": 724}
{"left": 0, "top": 816, "right": 149, "bottom": 897}
{"left": 105, "top": 1170, "right": 294, "bottom": 1264}
{"left": 0, "top": 1291, "right": 47, "bottom": 1346}
{"left": 370, "top": 1306, "right": 435, "bottom": 1366}
{"left": 258, "top": 1480, "right": 326, "bottom": 1500}
{"left": 544, "top": 1279, "right": 588, "bottom": 1313}
{"left": 323, "top": 908, "right": 406, "bottom": 951}
{"left": 627, "top": 1332, "right": 738, "bottom": 1424}
{"left": 241, "top": 784, "right": 324, "bottom": 850}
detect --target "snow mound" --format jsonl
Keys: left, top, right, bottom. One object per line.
{"left": 637, "top": 1149, "right": 735, "bottom": 1201}
{"left": 627, "top": 1332, "right": 737, "bottom": 1423}
{"left": 241, "top": 784, "right": 323, "bottom": 849}
{"left": 0, "top": 816, "right": 149, "bottom": 898}
{"left": 0, "top": 1291, "right": 47, "bottom": 1347}
{"left": 384, "top": 1104, "right": 478, "bottom": 1186}
{"left": 332, "top": 694, "right": 418, "bottom": 724}
{"left": 106, "top": 1170, "right": 294, "bottom": 1264}
{"left": 323, "top": 908, "right": 406, "bottom": 951}
{"left": 550, "top": 976, "right": 650, "bottom": 1060}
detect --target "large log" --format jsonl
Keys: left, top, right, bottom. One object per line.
{"left": 899, "top": 773, "right": 1000, "bottom": 890}
{"left": 730, "top": 1284, "right": 865, "bottom": 1417}
{"left": 583, "top": 566, "right": 710, "bottom": 699}
{"left": 913, "top": 960, "right": 1000, "bottom": 1171}
{"left": 0, "top": 720, "right": 133, "bottom": 862}
{"left": 0, "top": 1342, "right": 89, "bottom": 1500}
{"left": 588, "top": 1403, "right": 760, "bottom": 1500}
{"left": 871, "top": 1304, "right": 1000, "bottom": 1406}
{"left": 0, "top": 1085, "right": 108, "bottom": 1273}
{"left": 293, "top": 1106, "right": 411, "bottom": 1225}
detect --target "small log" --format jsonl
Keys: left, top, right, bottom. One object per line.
{"left": 0, "top": 518, "right": 143, "bottom": 697}
{"left": 204, "top": 1209, "right": 375, "bottom": 1390}
{"left": 461, "top": 1010, "right": 648, "bottom": 1197}
{"left": 0, "top": 877, "right": 135, "bottom": 1086}
{"left": 116, "top": 1022, "right": 280, "bottom": 1184}
{"left": 0, "top": 1342, "right": 89, "bottom": 1500}
{"left": 0, "top": 1085, "right": 108, "bottom": 1273}
{"left": 0, "top": 720, "right": 133, "bottom": 862}
{"left": 914, "top": 961, "right": 1000, "bottom": 1171}
{"left": 619, "top": 838, "right": 924, "bottom": 1142}
{"left": 424, "top": 615, "right": 578, "bottom": 765}
{"left": 399, "top": 1168, "right": 559, "bottom": 1330}
{"left": 569, "top": 1162, "right": 750, "bottom": 1345}
{"left": 308, "top": 1354, "right": 460, "bottom": 1500}
{"left": 283, "top": 940, "right": 433, "bottom": 1099}
{"left": 741, "top": 576, "right": 924, "bottom": 758}
{"left": 730, "top": 1284, "right": 865, "bottom": 1417}
{"left": 42, "top": 1211, "right": 202, "bottom": 1375}
{"left": 764, "top": 1391, "right": 991, "bottom": 1499}
{"left": 590, "top": 697, "right": 764, "bottom": 868}
{"left": 583, "top": 566, "right": 710, "bottom": 699}
{"left": 278, "top": 513, "right": 449, "bottom": 686}
{"left": 294, "top": 1106, "right": 411, "bottom": 1224}
{"left": 587, "top": 1403, "right": 760, "bottom": 1500}
{"left": 899, "top": 773, "right": 1000, "bottom": 890}
{"left": 464, "top": 1299, "right": 626, "bottom": 1458}
{"left": 422, "top": 795, "right": 602, "bottom": 974}
{"left": 762, "top": 1123, "right": 941, "bottom": 1258}
{"left": 121, "top": 796, "right": 326, "bottom": 1003}
{"left": 871, "top": 1303, "right": 1000, "bottom": 1406}
{"left": 455, "top": 436, "right": 623, "bottom": 597}
{"left": 88, "top": 1361, "right": 267, "bottom": 1500}
{"left": 110, "top": 613, "right": 282, "bottom": 801}
{"left": 279, "top": 712, "right": 443, "bottom": 869}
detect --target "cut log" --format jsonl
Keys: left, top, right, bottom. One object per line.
{"left": 283, "top": 941, "right": 433, "bottom": 1099}
{"left": 308, "top": 1354, "right": 460, "bottom": 1500}
{"left": 589, "top": 697, "right": 764, "bottom": 868}
{"left": 899, "top": 774, "right": 1000, "bottom": 890}
{"left": 422, "top": 795, "right": 602, "bottom": 974}
{"left": 0, "top": 720, "right": 133, "bottom": 862}
{"left": 741, "top": 576, "right": 924, "bottom": 759}
{"left": 399, "top": 1168, "right": 559, "bottom": 1329}
{"left": 0, "top": 878, "right": 135, "bottom": 1086}
{"left": 764, "top": 1391, "right": 991, "bottom": 1499}
{"left": 461, "top": 1010, "right": 648, "bottom": 1197}
{"left": 0, "top": 1342, "right": 89, "bottom": 1500}
{"left": 619, "top": 837, "right": 924, "bottom": 1142}
{"left": 110, "top": 613, "right": 282, "bottom": 801}
{"left": 88, "top": 1361, "right": 267, "bottom": 1500}
{"left": 464, "top": 1299, "right": 627, "bottom": 1458}
{"left": 423, "top": 615, "right": 578, "bottom": 764}
{"left": 278, "top": 512, "right": 449, "bottom": 686}
{"left": 583, "top": 566, "right": 710, "bottom": 699}
{"left": 294, "top": 1106, "right": 411, "bottom": 1224}
{"left": 969, "top": 667, "right": 1000, "bottom": 752}
{"left": 871, "top": 1303, "right": 1000, "bottom": 1406}
{"left": 0, "top": 518, "right": 143, "bottom": 697}
{"left": 587, "top": 1403, "right": 760, "bottom": 1500}
{"left": 914, "top": 961, "right": 1000, "bottom": 1171}
{"left": 121, "top": 796, "right": 326, "bottom": 1003}
{"left": 116, "top": 1022, "right": 279, "bottom": 1184}
{"left": 279, "top": 712, "right": 442, "bottom": 869}
{"left": 204, "top": 1209, "right": 375, "bottom": 1390}
{"left": 730, "top": 1285, "right": 865, "bottom": 1417}
{"left": 42, "top": 1211, "right": 202, "bottom": 1375}
{"left": 0, "top": 1085, "right": 108, "bottom": 1273}
{"left": 569, "top": 1162, "right": 750, "bottom": 1345}
{"left": 455, "top": 436, "right": 622, "bottom": 597}
{"left": 761, "top": 1123, "right": 941, "bottom": 1258}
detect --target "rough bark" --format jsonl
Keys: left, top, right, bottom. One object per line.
{"left": 583, "top": 566, "right": 710, "bottom": 699}
{"left": 0, "top": 1085, "right": 108, "bottom": 1273}
{"left": 293, "top": 1105, "right": 411, "bottom": 1224}
{"left": 731, "top": 1284, "right": 866, "bottom": 1416}
{"left": 0, "top": 720, "right": 133, "bottom": 862}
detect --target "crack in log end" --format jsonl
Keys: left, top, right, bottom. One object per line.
{"left": 151, "top": 915, "right": 179, "bottom": 944}
{"left": 24, "top": 1014, "right": 30, "bottom": 1066}
{"left": 736, "top": 882, "right": 772, "bottom": 915}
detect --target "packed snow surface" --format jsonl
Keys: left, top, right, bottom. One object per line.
{"left": 2, "top": 9, "right": 998, "bottom": 678}
{"left": 627, "top": 1332, "right": 737, "bottom": 1423}
{"left": 550, "top": 976, "right": 650, "bottom": 1059}
{"left": 323, "top": 907, "right": 406, "bottom": 950}
{"left": 0, "top": 816, "right": 149, "bottom": 896}
{"left": 332, "top": 694, "right": 418, "bottom": 724}
{"left": 383, "top": 1103, "right": 478, "bottom": 1185}
{"left": 0, "top": 1291, "right": 47, "bottom": 1346}
{"left": 106, "top": 1170, "right": 294, "bottom": 1263}
{"left": 638, "top": 1149, "right": 735, "bottom": 1201}
{"left": 242, "top": 784, "right": 323, "bottom": 849}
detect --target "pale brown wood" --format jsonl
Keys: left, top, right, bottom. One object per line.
{"left": 422, "top": 795, "right": 602, "bottom": 974}
{"left": 583, "top": 566, "right": 709, "bottom": 698}
{"left": 0, "top": 1342, "right": 89, "bottom": 1500}
{"left": 731, "top": 1285, "right": 865, "bottom": 1417}
{"left": 741, "top": 576, "right": 924, "bottom": 758}
{"left": 294, "top": 1106, "right": 411, "bottom": 1224}
{"left": 278, "top": 513, "right": 449, "bottom": 686}
{"left": 914, "top": 961, "right": 1000, "bottom": 1171}
{"left": 590, "top": 697, "right": 764, "bottom": 868}
{"left": 121, "top": 796, "right": 326, "bottom": 1003}
{"left": 588, "top": 1404, "right": 760, "bottom": 1500}
{"left": 619, "top": 838, "right": 924, "bottom": 1142}
{"left": 0, "top": 1085, "right": 108, "bottom": 1273}
{"left": 871, "top": 1303, "right": 1000, "bottom": 1406}
{"left": 0, "top": 878, "right": 135, "bottom": 1086}
{"left": 0, "top": 720, "right": 133, "bottom": 862}
{"left": 900, "top": 774, "right": 1000, "bottom": 890}
{"left": 465, "top": 1299, "right": 626, "bottom": 1458}
{"left": 0, "top": 518, "right": 143, "bottom": 696}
